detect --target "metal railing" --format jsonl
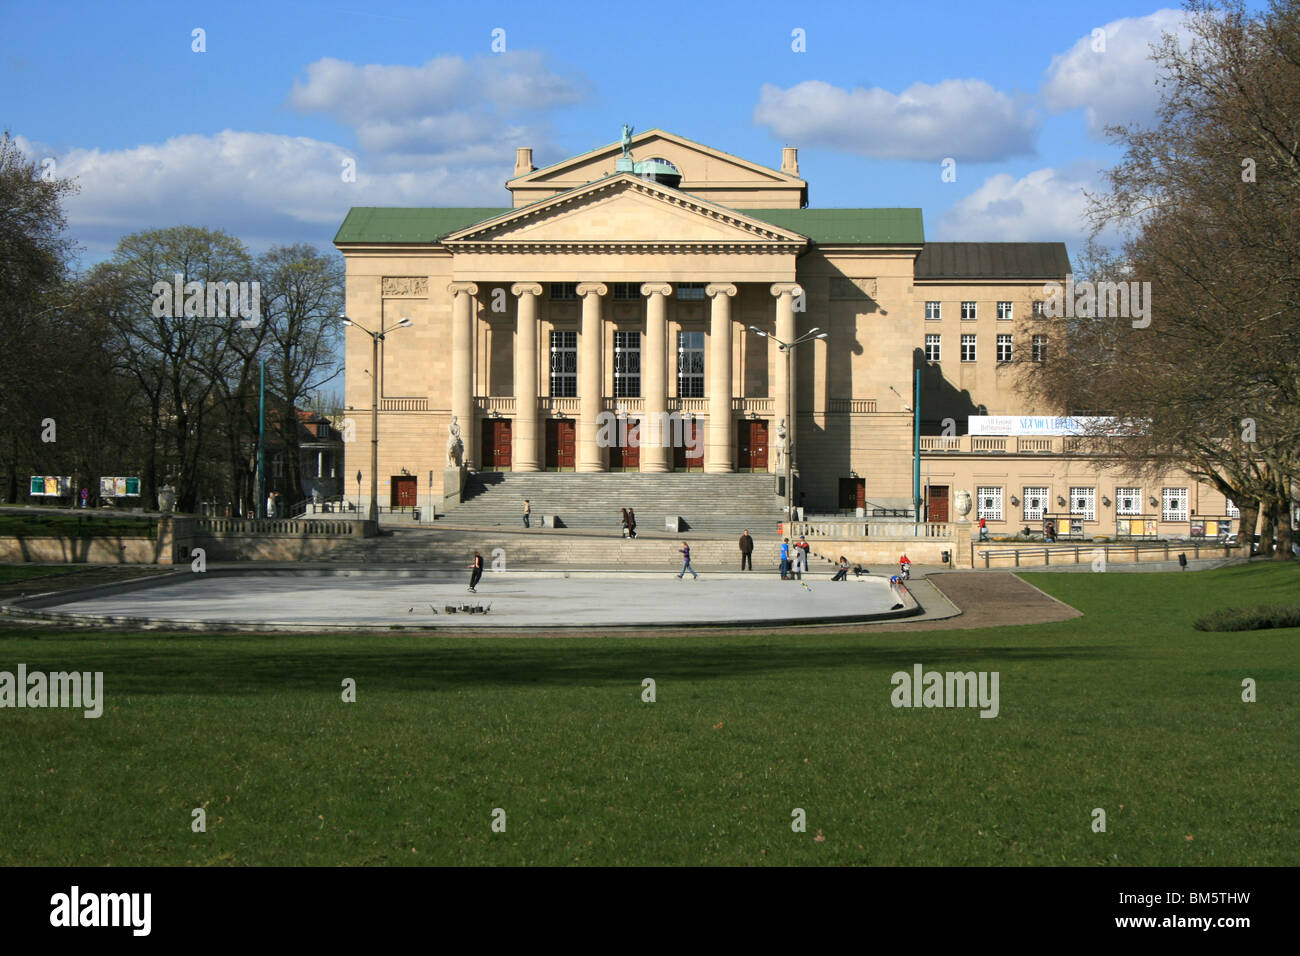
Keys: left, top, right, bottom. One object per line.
{"left": 788, "top": 520, "right": 954, "bottom": 539}
{"left": 975, "top": 540, "right": 1231, "bottom": 568}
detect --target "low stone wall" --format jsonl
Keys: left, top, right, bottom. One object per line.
{"left": 0, "top": 535, "right": 167, "bottom": 564}
{"left": 0, "top": 515, "right": 374, "bottom": 565}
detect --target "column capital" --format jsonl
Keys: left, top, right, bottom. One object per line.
{"left": 640, "top": 282, "right": 672, "bottom": 298}
{"left": 448, "top": 281, "right": 479, "bottom": 297}
{"left": 510, "top": 282, "right": 543, "bottom": 297}
{"left": 576, "top": 282, "right": 608, "bottom": 298}
{"left": 706, "top": 283, "right": 738, "bottom": 298}
{"left": 770, "top": 282, "right": 803, "bottom": 298}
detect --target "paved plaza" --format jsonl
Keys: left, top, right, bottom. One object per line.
{"left": 21, "top": 569, "right": 916, "bottom": 630}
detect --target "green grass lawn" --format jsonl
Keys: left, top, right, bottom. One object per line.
{"left": 0, "top": 562, "right": 1295, "bottom": 866}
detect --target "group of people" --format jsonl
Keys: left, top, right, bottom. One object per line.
{"left": 778, "top": 535, "right": 812, "bottom": 579}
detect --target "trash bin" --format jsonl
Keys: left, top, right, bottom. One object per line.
{"left": 412, "top": 508, "right": 421, "bottom": 522}
{"left": 941, "top": 550, "right": 951, "bottom": 565}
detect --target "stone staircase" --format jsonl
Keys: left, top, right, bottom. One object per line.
{"left": 442, "top": 472, "right": 786, "bottom": 534}
{"left": 316, "top": 527, "right": 790, "bottom": 570}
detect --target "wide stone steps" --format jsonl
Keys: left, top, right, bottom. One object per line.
{"left": 447, "top": 472, "right": 785, "bottom": 533}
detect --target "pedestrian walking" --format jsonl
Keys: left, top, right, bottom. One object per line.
{"left": 779, "top": 537, "right": 791, "bottom": 579}
{"left": 676, "top": 541, "right": 699, "bottom": 579}
{"left": 626, "top": 508, "right": 637, "bottom": 539}
{"left": 738, "top": 529, "right": 754, "bottom": 570}
{"left": 978, "top": 516, "right": 988, "bottom": 541}
{"left": 831, "top": 555, "right": 849, "bottom": 581}
{"left": 468, "top": 550, "right": 484, "bottom": 593}
{"left": 621, "top": 508, "right": 630, "bottom": 538}
{"left": 523, "top": 498, "right": 530, "bottom": 529}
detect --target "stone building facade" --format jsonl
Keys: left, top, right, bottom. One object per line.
{"left": 335, "top": 129, "right": 1238, "bottom": 539}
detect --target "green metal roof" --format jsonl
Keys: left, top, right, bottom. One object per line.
{"left": 334, "top": 207, "right": 509, "bottom": 244}
{"left": 334, "top": 204, "right": 926, "bottom": 246}
{"left": 742, "top": 208, "right": 925, "bottom": 244}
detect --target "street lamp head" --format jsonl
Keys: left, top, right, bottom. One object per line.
{"left": 815, "top": 333, "right": 828, "bottom": 340}
{"left": 748, "top": 326, "right": 768, "bottom": 337}
{"left": 341, "top": 316, "right": 353, "bottom": 326}
{"left": 397, "top": 316, "right": 413, "bottom": 328}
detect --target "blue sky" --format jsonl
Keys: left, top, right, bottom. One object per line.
{"left": 2, "top": 0, "right": 1257, "bottom": 267}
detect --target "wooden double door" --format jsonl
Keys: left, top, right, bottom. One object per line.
{"left": 609, "top": 417, "right": 639, "bottom": 471}
{"left": 736, "top": 420, "right": 768, "bottom": 472}
{"left": 838, "top": 477, "right": 865, "bottom": 511}
{"left": 391, "top": 475, "right": 417, "bottom": 509}
{"left": 481, "top": 419, "right": 512, "bottom": 471}
{"left": 672, "top": 418, "right": 704, "bottom": 471}
{"left": 927, "top": 485, "right": 950, "bottom": 522}
{"left": 545, "top": 419, "right": 576, "bottom": 470}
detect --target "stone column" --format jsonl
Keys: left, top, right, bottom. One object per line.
{"left": 449, "top": 282, "right": 479, "bottom": 468}
{"left": 640, "top": 282, "right": 672, "bottom": 472}
{"left": 705, "top": 283, "right": 737, "bottom": 473}
{"left": 511, "top": 282, "right": 542, "bottom": 471}
{"left": 576, "top": 282, "right": 607, "bottom": 473}
{"left": 771, "top": 283, "right": 802, "bottom": 467}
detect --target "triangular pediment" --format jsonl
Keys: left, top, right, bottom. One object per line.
{"left": 443, "top": 174, "right": 807, "bottom": 249}
{"left": 506, "top": 128, "right": 800, "bottom": 195}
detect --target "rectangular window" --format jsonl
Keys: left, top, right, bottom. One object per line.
{"left": 1162, "top": 487, "right": 1189, "bottom": 522}
{"left": 1116, "top": 486, "right": 1142, "bottom": 516}
{"left": 977, "top": 486, "right": 1003, "bottom": 521}
{"left": 614, "top": 330, "right": 641, "bottom": 398}
{"left": 677, "top": 331, "right": 705, "bottom": 397}
{"left": 1070, "top": 486, "right": 1096, "bottom": 521}
{"left": 925, "top": 334, "right": 941, "bottom": 362}
{"left": 549, "top": 282, "right": 577, "bottom": 301}
{"left": 961, "top": 301, "right": 977, "bottom": 321}
{"left": 925, "top": 301, "right": 942, "bottom": 320}
{"left": 549, "top": 330, "right": 577, "bottom": 397}
{"left": 961, "top": 334, "right": 976, "bottom": 362}
{"left": 612, "top": 282, "right": 640, "bottom": 300}
{"left": 997, "top": 333, "right": 1012, "bottom": 363}
{"left": 1225, "top": 498, "right": 1240, "bottom": 517}
{"left": 1023, "top": 486, "right": 1048, "bottom": 521}
{"left": 1032, "top": 301, "right": 1045, "bottom": 317}
{"left": 1032, "top": 333, "right": 1048, "bottom": 363}
{"left": 676, "top": 283, "right": 706, "bottom": 300}
{"left": 997, "top": 301, "right": 1013, "bottom": 320}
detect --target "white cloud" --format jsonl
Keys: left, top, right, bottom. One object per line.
{"left": 18, "top": 51, "right": 589, "bottom": 262}
{"left": 936, "top": 165, "right": 1105, "bottom": 243}
{"left": 288, "top": 52, "right": 585, "bottom": 155}
{"left": 18, "top": 131, "right": 508, "bottom": 262}
{"left": 1042, "top": 9, "right": 1193, "bottom": 137}
{"left": 753, "top": 79, "right": 1039, "bottom": 162}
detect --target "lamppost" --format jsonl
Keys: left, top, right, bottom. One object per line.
{"left": 341, "top": 314, "right": 412, "bottom": 523}
{"left": 890, "top": 375, "right": 921, "bottom": 523}
{"left": 748, "top": 325, "right": 827, "bottom": 524}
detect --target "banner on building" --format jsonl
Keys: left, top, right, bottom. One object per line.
{"left": 968, "top": 415, "right": 1132, "bottom": 437}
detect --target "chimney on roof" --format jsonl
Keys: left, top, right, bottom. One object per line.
{"left": 782, "top": 147, "right": 798, "bottom": 175}
{"left": 515, "top": 147, "right": 534, "bottom": 176}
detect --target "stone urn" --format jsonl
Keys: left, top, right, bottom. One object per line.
{"left": 157, "top": 484, "right": 176, "bottom": 513}
{"left": 954, "top": 489, "right": 973, "bottom": 519}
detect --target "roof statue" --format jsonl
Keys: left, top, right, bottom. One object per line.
{"left": 620, "top": 124, "right": 634, "bottom": 158}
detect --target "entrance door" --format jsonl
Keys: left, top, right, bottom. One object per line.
{"left": 838, "top": 477, "right": 866, "bottom": 512}
{"left": 927, "top": 485, "right": 949, "bottom": 522}
{"left": 391, "top": 475, "right": 417, "bottom": 509}
{"left": 481, "top": 419, "right": 512, "bottom": 471}
{"left": 737, "top": 419, "right": 769, "bottom": 472}
{"left": 545, "top": 419, "right": 576, "bottom": 470}
{"left": 609, "top": 418, "right": 640, "bottom": 472}
{"left": 672, "top": 418, "right": 704, "bottom": 471}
